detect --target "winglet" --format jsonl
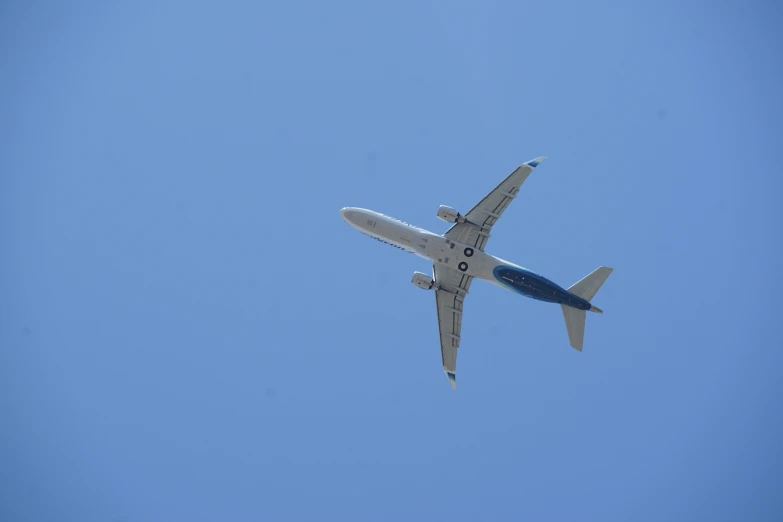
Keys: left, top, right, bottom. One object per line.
{"left": 525, "top": 156, "right": 546, "bottom": 168}
{"left": 446, "top": 372, "right": 457, "bottom": 390}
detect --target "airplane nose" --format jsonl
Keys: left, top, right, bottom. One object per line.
{"left": 340, "top": 207, "right": 355, "bottom": 222}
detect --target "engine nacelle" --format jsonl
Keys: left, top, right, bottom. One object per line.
{"left": 411, "top": 271, "right": 434, "bottom": 290}
{"left": 437, "top": 205, "right": 462, "bottom": 223}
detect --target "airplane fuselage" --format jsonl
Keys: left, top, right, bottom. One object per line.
{"left": 340, "top": 207, "right": 595, "bottom": 312}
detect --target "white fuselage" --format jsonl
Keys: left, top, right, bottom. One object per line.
{"left": 340, "top": 207, "right": 518, "bottom": 290}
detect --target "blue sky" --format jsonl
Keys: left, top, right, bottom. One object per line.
{"left": 2, "top": 1, "right": 782, "bottom": 521}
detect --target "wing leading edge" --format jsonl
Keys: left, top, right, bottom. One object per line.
{"left": 444, "top": 157, "right": 545, "bottom": 252}
{"left": 433, "top": 264, "right": 473, "bottom": 389}
{"left": 432, "top": 157, "right": 545, "bottom": 389}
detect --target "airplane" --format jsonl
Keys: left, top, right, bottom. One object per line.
{"left": 340, "top": 157, "right": 613, "bottom": 389}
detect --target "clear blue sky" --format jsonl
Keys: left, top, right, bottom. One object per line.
{"left": 2, "top": 1, "right": 782, "bottom": 521}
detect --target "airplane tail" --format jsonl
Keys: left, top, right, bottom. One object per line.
{"left": 561, "top": 266, "right": 614, "bottom": 351}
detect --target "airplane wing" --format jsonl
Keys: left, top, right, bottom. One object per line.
{"left": 433, "top": 263, "right": 473, "bottom": 389}
{"left": 444, "top": 157, "right": 546, "bottom": 251}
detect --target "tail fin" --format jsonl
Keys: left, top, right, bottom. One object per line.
{"left": 561, "top": 266, "right": 613, "bottom": 351}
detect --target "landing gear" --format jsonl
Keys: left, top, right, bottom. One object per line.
{"left": 458, "top": 262, "right": 469, "bottom": 272}
{"left": 464, "top": 247, "right": 474, "bottom": 257}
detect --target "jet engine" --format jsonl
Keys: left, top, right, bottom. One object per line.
{"left": 437, "top": 205, "right": 462, "bottom": 223}
{"left": 411, "top": 271, "right": 434, "bottom": 290}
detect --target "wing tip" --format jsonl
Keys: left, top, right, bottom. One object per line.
{"left": 526, "top": 156, "right": 547, "bottom": 168}
{"left": 446, "top": 371, "right": 457, "bottom": 390}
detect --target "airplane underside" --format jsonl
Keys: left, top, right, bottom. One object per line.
{"left": 340, "top": 156, "right": 613, "bottom": 389}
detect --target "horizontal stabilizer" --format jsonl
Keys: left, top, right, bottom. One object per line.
{"left": 568, "top": 266, "right": 613, "bottom": 302}
{"left": 561, "top": 305, "right": 586, "bottom": 351}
